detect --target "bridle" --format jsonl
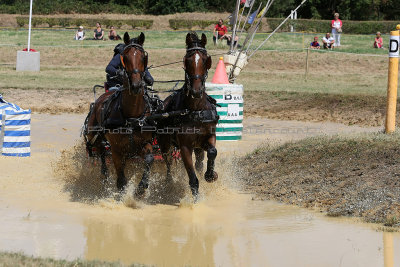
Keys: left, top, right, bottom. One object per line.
{"left": 120, "top": 43, "right": 148, "bottom": 94}
{"left": 184, "top": 45, "right": 209, "bottom": 96}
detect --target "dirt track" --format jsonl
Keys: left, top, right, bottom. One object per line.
{"left": 0, "top": 88, "right": 391, "bottom": 127}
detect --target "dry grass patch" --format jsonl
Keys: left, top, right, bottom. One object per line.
{"left": 237, "top": 132, "right": 400, "bottom": 227}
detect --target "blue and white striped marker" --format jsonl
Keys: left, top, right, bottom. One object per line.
{"left": 0, "top": 95, "right": 31, "bottom": 157}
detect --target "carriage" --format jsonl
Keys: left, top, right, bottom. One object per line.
{"left": 82, "top": 32, "right": 219, "bottom": 200}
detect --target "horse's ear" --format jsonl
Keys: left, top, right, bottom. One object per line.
{"left": 138, "top": 32, "right": 145, "bottom": 46}
{"left": 200, "top": 33, "right": 207, "bottom": 47}
{"left": 186, "top": 32, "right": 192, "bottom": 47}
{"left": 206, "top": 55, "right": 212, "bottom": 70}
{"left": 123, "top": 32, "right": 130, "bottom": 45}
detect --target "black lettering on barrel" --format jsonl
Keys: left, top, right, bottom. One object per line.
{"left": 390, "top": 39, "right": 399, "bottom": 53}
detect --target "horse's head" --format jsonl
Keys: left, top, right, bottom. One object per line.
{"left": 184, "top": 32, "right": 212, "bottom": 99}
{"left": 121, "top": 32, "right": 148, "bottom": 94}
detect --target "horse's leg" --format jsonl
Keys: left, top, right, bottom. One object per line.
{"left": 180, "top": 145, "right": 199, "bottom": 200}
{"left": 99, "top": 146, "right": 109, "bottom": 178}
{"left": 159, "top": 136, "right": 173, "bottom": 181}
{"left": 111, "top": 148, "right": 127, "bottom": 192}
{"left": 89, "top": 135, "right": 109, "bottom": 181}
{"left": 194, "top": 148, "right": 204, "bottom": 173}
{"left": 204, "top": 135, "right": 218, "bottom": 182}
{"left": 135, "top": 143, "right": 154, "bottom": 197}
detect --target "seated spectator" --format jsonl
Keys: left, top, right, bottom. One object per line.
{"left": 108, "top": 26, "right": 121, "bottom": 41}
{"left": 74, "top": 26, "right": 85, "bottom": 41}
{"left": 213, "top": 19, "right": 230, "bottom": 45}
{"left": 310, "top": 36, "right": 320, "bottom": 49}
{"left": 322, "top": 33, "right": 335, "bottom": 49}
{"left": 374, "top": 32, "right": 383, "bottom": 49}
{"left": 93, "top": 22, "right": 104, "bottom": 40}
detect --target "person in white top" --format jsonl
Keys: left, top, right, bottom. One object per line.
{"left": 75, "top": 26, "right": 85, "bottom": 41}
{"left": 322, "top": 33, "right": 335, "bottom": 49}
{"left": 331, "top": 13, "right": 342, "bottom": 47}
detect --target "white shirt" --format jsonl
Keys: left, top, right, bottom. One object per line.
{"left": 332, "top": 21, "right": 341, "bottom": 34}
{"left": 75, "top": 31, "right": 84, "bottom": 40}
{"left": 323, "top": 37, "right": 334, "bottom": 44}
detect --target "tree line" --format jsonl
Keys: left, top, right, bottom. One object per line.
{"left": 0, "top": 0, "right": 399, "bottom": 20}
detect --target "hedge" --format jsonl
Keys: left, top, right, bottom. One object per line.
{"left": 169, "top": 19, "right": 215, "bottom": 30}
{"left": 169, "top": 19, "right": 261, "bottom": 31}
{"left": 13, "top": 16, "right": 399, "bottom": 34}
{"left": 16, "top": 17, "right": 153, "bottom": 29}
{"left": 267, "top": 18, "right": 400, "bottom": 34}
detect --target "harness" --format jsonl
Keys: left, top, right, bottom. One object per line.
{"left": 184, "top": 46, "right": 209, "bottom": 95}
{"left": 120, "top": 43, "right": 148, "bottom": 94}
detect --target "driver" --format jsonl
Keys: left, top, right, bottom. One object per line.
{"left": 105, "top": 42, "right": 154, "bottom": 91}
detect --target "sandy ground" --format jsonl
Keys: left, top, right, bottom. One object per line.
{"left": 245, "top": 91, "right": 391, "bottom": 127}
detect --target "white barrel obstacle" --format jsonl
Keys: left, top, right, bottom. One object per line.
{"left": 0, "top": 95, "right": 31, "bottom": 157}
{"left": 206, "top": 82, "right": 243, "bottom": 141}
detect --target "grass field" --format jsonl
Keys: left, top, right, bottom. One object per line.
{"left": 0, "top": 29, "right": 389, "bottom": 92}
{"left": 0, "top": 28, "right": 395, "bottom": 125}
{"left": 0, "top": 251, "right": 144, "bottom": 267}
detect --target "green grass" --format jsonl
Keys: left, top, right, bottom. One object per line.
{"left": 0, "top": 252, "right": 146, "bottom": 267}
{"left": 0, "top": 29, "right": 392, "bottom": 97}
{"left": 0, "top": 29, "right": 390, "bottom": 54}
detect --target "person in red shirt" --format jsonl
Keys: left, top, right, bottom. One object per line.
{"left": 213, "top": 19, "right": 231, "bottom": 45}
{"left": 373, "top": 32, "right": 383, "bottom": 49}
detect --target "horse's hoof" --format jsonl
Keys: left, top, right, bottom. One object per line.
{"left": 117, "top": 181, "right": 127, "bottom": 192}
{"left": 191, "top": 187, "right": 199, "bottom": 203}
{"left": 101, "top": 169, "right": 108, "bottom": 177}
{"left": 204, "top": 171, "right": 218, "bottom": 183}
{"left": 134, "top": 181, "right": 148, "bottom": 198}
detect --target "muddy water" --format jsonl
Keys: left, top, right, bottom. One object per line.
{"left": 0, "top": 114, "right": 398, "bottom": 267}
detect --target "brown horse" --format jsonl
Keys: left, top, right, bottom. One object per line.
{"left": 158, "top": 32, "right": 219, "bottom": 200}
{"left": 85, "top": 32, "right": 153, "bottom": 196}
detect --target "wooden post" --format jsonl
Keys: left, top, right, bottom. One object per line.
{"left": 385, "top": 28, "right": 400, "bottom": 133}
{"left": 383, "top": 232, "right": 394, "bottom": 267}
{"left": 305, "top": 47, "right": 310, "bottom": 80}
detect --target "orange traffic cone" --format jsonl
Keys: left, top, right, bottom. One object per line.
{"left": 211, "top": 57, "right": 229, "bottom": 84}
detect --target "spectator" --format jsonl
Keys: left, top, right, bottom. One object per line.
{"left": 213, "top": 19, "right": 230, "bottom": 45}
{"left": 93, "top": 22, "right": 104, "bottom": 40}
{"left": 310, "top": 36, "right": 320, "bottom": 49}
{"left": 374, "top": 32, "right": 383, "bottom": 49}
{"left": 322, "top": 33, "right": 335, "bottom": 49}
{"left": 74, "top": 26, "right": 85, "bottom": 41}
{"left": 331, "top": 13, "right": 342, "bottom": 47}
{"left": 108, "top": 26, "right": 121, "bottom": 41}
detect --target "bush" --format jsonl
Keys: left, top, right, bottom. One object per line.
{"left": 15, "top": 17, "right": 153, "bottom": 29}
{"left": 169, "top": 19, "right": 215, "bottom": 30}
{"left": 266, "top": 18, "right": 400, "bottom": 34}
